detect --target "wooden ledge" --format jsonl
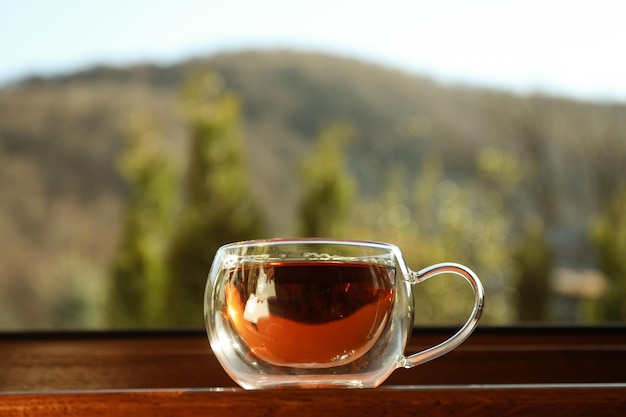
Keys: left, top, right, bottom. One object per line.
{"left": 1, "top": 326, "right": 625, "bottom": 416}
{"left": 2, "top": 384, "right": 625, "bottom": 417}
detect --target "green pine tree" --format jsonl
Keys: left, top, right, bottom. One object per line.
{"left": 298, "top": 123, "right": 355, "bottom": 237}
{"left": 592, "top": 187, "right": 626, "bottom": 320}
{"left": 108, "top": 112, "right": 176, "bottom": 327}
{"left": 166, "top": 73, "right": 265, "bottom": 325}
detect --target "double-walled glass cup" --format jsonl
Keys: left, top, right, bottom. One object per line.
{"left": 204, "top": 238, "right": 484, "bottom": 389}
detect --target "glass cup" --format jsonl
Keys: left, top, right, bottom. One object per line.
{"left": 204, "top": 238, "right": 484, "bottom": 389}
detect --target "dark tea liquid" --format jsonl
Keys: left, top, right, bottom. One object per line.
{"left": 223, "top": 260, "right": 395, "bottom": 367}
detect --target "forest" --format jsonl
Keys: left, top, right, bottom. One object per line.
{"left": 0, "top": 49, "right": 625, "bottom": 329}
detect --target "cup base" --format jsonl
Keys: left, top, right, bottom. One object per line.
{"left": 229, "top": 369, "right": 395, "bottom": 390}
{"left": 238, "top": 379, "right": 370, "bottom": 390}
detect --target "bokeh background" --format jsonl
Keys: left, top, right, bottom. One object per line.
{"left": 1, "top": 0, "right": 625, "bottom": 329}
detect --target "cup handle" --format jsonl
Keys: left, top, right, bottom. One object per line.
{"left": 401, "top": 262, "right": 485, "bottom": 368}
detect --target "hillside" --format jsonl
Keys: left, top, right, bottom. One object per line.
{"left": 1, "top": 49, "right": 625, "bottom": 328}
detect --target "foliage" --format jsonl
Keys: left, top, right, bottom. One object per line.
{"left": 166, "top": 73, "right": 265, "bottom": 325}
{"left": 108, "top": 112, "right": 176, "bottom": 327}
{"left": 348, "top": 156, "right": 516, "bottom": 324}
{"left": 297, "top": 123, "right": 356, "bottom": 237}
{"left": 476, "top": 143, "right": 555, "bottom": 322}
{"left": 591, "top": 187, "right": 626, "bottom": 320}
{"left": 1, "top": 51, "right": 626, "bottom": 328}
{"left": 511, "top": 218, "right": 554, "bottom": 321}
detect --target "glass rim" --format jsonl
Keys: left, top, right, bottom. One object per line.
{"left": 218, "top": 237, "right": 400, "bottom": 251}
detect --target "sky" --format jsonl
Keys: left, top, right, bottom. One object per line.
{"left": 1, "top": 0, "right": 625, "bottom": 102}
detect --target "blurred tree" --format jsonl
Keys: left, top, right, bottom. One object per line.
{"left": 592, "top": 186, "right": 626, "bottom": 320}
{"left": 350, "top": 154, "right": 515, "bottom": 324}
{"left": 298, "top": 123, "right": 356, "bottom": 237}
{"left": 167, "top": 73, "right": 265, "bottom": 325}
{"left": 410, "top": 156, "right": 515, "bottom": 324}
{"left": 108, "top": 112, "right": 176, "bottom": 327}
{"left": 53, "top": 256, "right": 108, "bottom": 329}
{"left": 571, "top": 107, "right": 626, "bottom": 320}
{"left": 512, "top": 217, "right": 554, "bottom": 321}
{"left": 574, "top": 107, "right": 626, "bottom": 212}
{"left": 482, "top": 98, "right": 558, "bottom": 321}
{"left": 476, "top": 145, "right": 550, "bottom": 321}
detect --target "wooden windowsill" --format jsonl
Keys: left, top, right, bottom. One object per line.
{"left": 1, "top": 326, "right": 625, "bottom": 416}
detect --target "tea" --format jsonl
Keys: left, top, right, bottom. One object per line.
{"left": 223, "top": 260, "right": 395, "bottom": 367}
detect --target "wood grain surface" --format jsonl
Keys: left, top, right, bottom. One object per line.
{"left": 1, "top": 326, "right": 625, "bottom": 416}
{"left": 1, "top": 385, "right": 625, "bottom": 417}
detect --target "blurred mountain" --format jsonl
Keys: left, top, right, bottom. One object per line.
{"left": 1, "top": 49, "right": 624, "bottom": 328}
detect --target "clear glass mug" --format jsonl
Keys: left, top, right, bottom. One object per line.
{"left": 204, "top": 238, "right": 484, "bottom": 389}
